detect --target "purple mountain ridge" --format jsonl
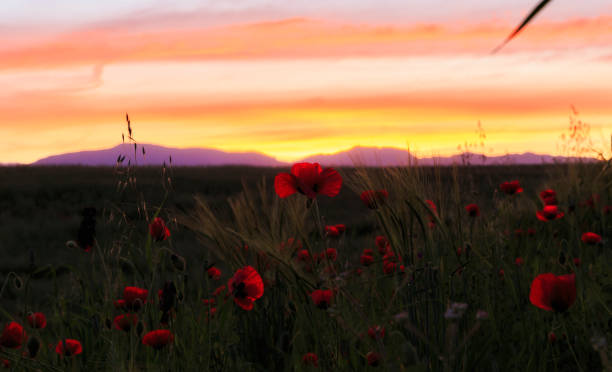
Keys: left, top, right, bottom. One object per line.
{"left": 29, "top": 144, "right": 597, "bottom": 167}
{"left": 32, "top": 144, "right": 286, "bottom": 167}
{"left": 299, "top": 146, "right": 597, "bottom": 166}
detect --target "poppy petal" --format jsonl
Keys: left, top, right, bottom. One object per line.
{"left": 233, "top": 296, "right": 254, "bottom": 311}
{"left": 529, "top": 273, "right": 556, "bottom": 311}
{"left": 274, "top": 173, "right": 298, "bottom": 198}
{"left": 317, "top": 168, "right": 342, "bottom": 197}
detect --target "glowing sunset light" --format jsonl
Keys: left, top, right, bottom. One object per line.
{"left": 1, "top": 1, "right": 611, "bottom": 164}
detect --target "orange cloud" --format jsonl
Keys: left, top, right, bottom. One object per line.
{"left": 1, "top": 16, "right": 611, "bottom": 70}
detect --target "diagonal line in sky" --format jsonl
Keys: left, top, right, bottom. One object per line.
{"left": 492, "top": 0, "right": 552, "bottom": 54}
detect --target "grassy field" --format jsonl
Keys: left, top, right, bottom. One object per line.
{"left": 0, "top": 162, "right": 610, "bottom": 371}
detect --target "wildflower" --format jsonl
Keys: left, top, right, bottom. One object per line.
{"left": 142, "top": 330, "right": 174, "bottom": 349}
{"left": 536, "top": 205, "right": 564, "bottom": 221}
{"left": 297, "top": 249, "right": 311, "bottom": 262}
{"left": 207, "top": 267, "right": 222, "bottom": 280}
{"left": 366, "top": 351, "right": 381, "bottom": 367}
{"left": 573, "top": 257, "right": 581, "bottom": 267}
{"left": 360, "top": 254, "right": 374, "bottom": 266}
{"left": 465, "top": 203, "right": 480, "bottom": 217}
{"left": 228, "top": 266, "right": 264, "bottom": 311}
{"left": 539, "top": 189, "right": 558, "bottom": 205}
{"left": 310, "top": 289, "right": 333, "bottom": 309}
{"left": 202, "top": 298, "right": 215, "bottom": 306}
{"left": 0, "top": 322, "right": 27, "bottom": 348}
{"left": 383, "top": 261, "right": 398, "bottom": 274}
{"left": 603, "top": 205, "right": 612, "bottom": 215}
{"left": 123, "top": 286, "right": 148, "bottom": 310}
{"left": 149, "top": 217, "right": 170, "bottom": 241}
{"left": 527, "top": 228, "right": 536, "bottom": 236}
{"left": 515, "top": 257, "right": 524, "bottom": 266}
{"left": 498, "top": 269, "right": 505, "bottom": 279}
{"left": 500, "top": 180, "right": 523, "bottom": 195}
{"left": 274, "top": 162, "right": 342, "bottom": 199}
{"left": 368, "top": 326, "right": 385, "bottom": 340}
{"left": 113, "top": 314, "right": 138, "bottom": 332}
{"left": 548, "top": 332, "right": 557, "bottom": 343}
{"left": 334, "top": 224, "right": 346, "bottom": 233}
{"left": 360, "top": 190, "right": 388, "bottom": 209}
{"left": 529, "top": 273, "right": 576, "bottom": 312}
{"left": 1, "top": 359, "right": 9, "bottom": 368}
{"left": 27, "top": 312, "right": 47, "bottom": 329}
{"left": 325, "top": 248, "right": 337, "bottom": 261}
{"left": 55, "top": 339, "right": 82, "bottom": 356}
{"left": 325, "top": 225, "right": 340, "bottom": 238}
{"left": 302, "top": 352, "right": 319, "bottom": 367}
{"left": 581, "top": 232, "right": 602, "bottom": 245}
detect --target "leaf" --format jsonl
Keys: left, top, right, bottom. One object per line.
{"left": 492, "top": 0, "right": 552, "bottom": 54}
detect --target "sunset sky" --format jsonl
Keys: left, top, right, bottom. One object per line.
{"left": 2, "top": 1, "right": 611, "bottom": 164}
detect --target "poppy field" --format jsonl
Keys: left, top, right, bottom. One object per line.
{"left": 0, "top": 159, "right": 611, "bottom": 371}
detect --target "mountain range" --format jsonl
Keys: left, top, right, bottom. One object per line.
{"left": 28, "top": 144, "right": 596, "bottom": 167}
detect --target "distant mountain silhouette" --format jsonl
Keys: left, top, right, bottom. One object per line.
{"left": 299, "top": 146, "right": 597, "bottom": 166}
{"left": 30, "top": 144, "right": 597, "bottom": 167}
{"left": 32, "top": 144, "right": 287, "bottom": 166}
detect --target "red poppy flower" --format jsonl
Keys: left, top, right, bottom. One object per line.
{"left": 228, "top": 266, "right": 264, "bottom": 311}
{"left": 325, "top": 225, "right": 340, "bottom": 238}
{"left": 207, "top": 267, "right": 222, "bottom": 280}
{"left": 515, "top": 257, "right": 524, "bottom": 266}
{"left": 360, "top": 190, "right": 389, "bottom": 209}
{"left": 539, "top": 189, "right": 558, "bottom": 206}
{"left": 0, "top": 322, "right": 27, "bottom": 349}
{"left": 368, "top": 326, "right": 385, "bottom": 340}
{"left": 113, "top": 314, "right": 138, "bottom": 332}
{"left": 581, "top": 232, "right": 602, "bottom": 245}
{"left": 142, "top": 330, "right": 174, "bottom": 349}
{"left": 383, "top": 261, "right": 399, "bottom": 274}
{"left": 527, "top": 228, "right": 536, "bottom": 236}
{"left": 529, "top": 273, "right": 576, "bottom": 312}
{"left": 310, "top": 289, "right": 333, "bottom": 309}
{"left": 604, "top": 205, "right": 612, "bottom": 215}
{"left": 149, "top": 217, "right": 170, "bottom": 242}
{"left": 573, "top": 258, "right": 581, "bottom": 266}
{"left": 360, "top": 254, "right": 374, "bottom": 266}
{"left": 536, "top": 205, "right": 564, "bottom": 221}
{"left": 302, "top": 352, "right": 319, "bottom": 367}
{"left": 274, "top": 162, "right": 342, "bottom": 199}
{"left": 27, "top": 312, "right": 47, "bottom": 329}
{"left": 334, "top": 224, "right": 346, "bottom": 233}
{"left": 366, "top": 351, "right": 381, "bottom": 366}
{"left": 465, "top": 203, "right": 480, "bottom": 217}
{"left": 123, "top": 286, "right": 148, "bottom": 310}
{"left": 325, "top": 248, "right": 337, "bottom": 261}
{"left": 500, "top": 180, "right": 523, "bottom": 195}
{"left": 297, "top": 249, "right": 311, "bottom": 262}
{"left": 1, "top": 359, "right": 9, "bottom": 368}
{"left": 55, "top": 339, "right": 82, "bottom": 357}
{"left": 375, "top": 236, "right": 390, "bottom": 254}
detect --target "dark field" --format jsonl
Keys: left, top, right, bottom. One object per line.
{"left": 0, "top": 163, "right": 610, "bottom": 371}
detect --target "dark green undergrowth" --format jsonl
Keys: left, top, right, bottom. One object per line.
{"left": 0, "top": 161, "right": 610, "bottom": 371}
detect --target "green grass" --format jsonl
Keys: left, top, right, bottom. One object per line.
{"left": 0, "top": 162, "right": 610, "bottom": 371}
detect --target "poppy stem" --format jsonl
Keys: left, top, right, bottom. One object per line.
{"left": 560, "top": 317, "right": 585, "bottom": 372}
